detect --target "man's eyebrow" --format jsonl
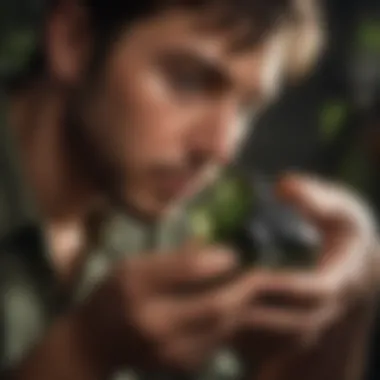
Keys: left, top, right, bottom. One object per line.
{"left": 156, "top": 49, "right": 233, "bottom": 89}
{"left": 155, "top": 48, "right": 265, "bottom": 105}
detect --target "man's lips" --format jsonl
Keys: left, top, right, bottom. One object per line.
{"left": 157, "top": 175, "right": 194, "bottom": 197}
{"left": 153, "top": 166, "right": 218, "bottom": 200}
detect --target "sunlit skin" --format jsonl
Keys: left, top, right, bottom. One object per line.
{"left": 55, "top": 10, "right": 288, "bottom": 221}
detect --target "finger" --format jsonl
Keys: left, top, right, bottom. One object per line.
{"left": 127, "top": 244, "right": 238, "bottom": 291}
{"left": 242, "top": 306, "right": 311, "bottom": 334}
{"left": 249, "top": 253, "right": 368, "bottom": 314}
{"left": 241, "top": 304, "right": 340, "bottom": 344}
{"left": 142, "top": 296, "right": 235, "bottom": 363}
{"left": 251, "top": 270, "right": 340, "bottom": 307}
{"left": 172, "top": 272, "right": 264, "bottom": 335}
{"left": 132, "top": 297, "right": 231, "bottom": 349}
{"left": 180, "top": 270, "right": 335, "bottom": 334}
{"left": 276, "top": 174, "right": 376, "bottom": 271}
{"left": 276, "top": 173, "right": 375, "bottom": 234}
{"left": 321, "top": 235, "right": 375, "bottom": 304}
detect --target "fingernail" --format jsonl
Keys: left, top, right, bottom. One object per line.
{"left": 196, "top": 248, "right": 237, "bottom": 273}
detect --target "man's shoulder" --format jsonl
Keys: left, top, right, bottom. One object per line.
{"left": 0, "top": 236, "right": 49, "bottom": 372}
{"left": 0, "top": 88, "right": 40, "bottom": 238}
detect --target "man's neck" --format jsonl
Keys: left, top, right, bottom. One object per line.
{"left": 9, "top": 79, "right": 102, "bottom": 225}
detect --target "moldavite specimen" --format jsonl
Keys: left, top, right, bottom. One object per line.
{"left": 190, "top": 172, "right": 321, "bottom": 268}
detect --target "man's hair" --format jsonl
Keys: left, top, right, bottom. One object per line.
{"left": 86, "top": 0, "right": 323, "bottom": 64}
{"left": 25, "top": 0, "right": 324, "bottom": 83}
{"left": 86, "top": 0, "right": 296, "bottom": 45}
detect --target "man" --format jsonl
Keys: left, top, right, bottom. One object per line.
{"left": 0, "top": 0, "right": 378, "bottom": 379}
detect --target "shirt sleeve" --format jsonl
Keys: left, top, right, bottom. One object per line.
{"left": 0, "top": 251, "right": 47, "bottom": 377}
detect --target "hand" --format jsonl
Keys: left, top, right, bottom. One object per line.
{"left": 76, "top": 244, "right": 257, "bottom": 374}
{"left": 234, "top": 174, "right": 378, "bottom": 357}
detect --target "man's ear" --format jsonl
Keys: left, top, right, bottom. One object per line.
{"left": 45, "top": 1, "right": 93, "bottom": 86}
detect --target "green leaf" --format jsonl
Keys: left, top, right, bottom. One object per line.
{"left": 319, "top": 101, "right": 348, "bottom": 143}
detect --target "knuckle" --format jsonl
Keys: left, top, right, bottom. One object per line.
{"left": 318, "top": 275, "right": 341, "bottom": 303}
{"left": 159, "top": 345, "right": 199, "bottom": 373}
{"left": 179, "top": 254, "right": 197, "bottom": 276}
{"left": 299, "top": 317, "right": 315, "bottom": 337}
{"left": 122, "top": 258, "right": 156, "bottom": 300}
{"left": 117, "top": 277, "right": 142, "bottom": 310}
{"left": 132, "top": 304, "right": 169, "bottom": 345}
{"left": 335, "top": 184, "right": 374, "bottom": 229}
{"left": 302, "top": 307, "right": 339, "bottom": 344}
{"left": 298, "top": 317, "right": 323, "bottom": 346}
{"left": 207, "top": 295, "right": 230, "bottom": 319}
{"left": 165, "top": 253, "right": 196, "bottom": 281}
{"left": 311, "top": 314, "right": 328, "bottom": 334}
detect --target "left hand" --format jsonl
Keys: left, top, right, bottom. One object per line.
{"left": 234, "top": 174, "right": 379, "bottom": 356}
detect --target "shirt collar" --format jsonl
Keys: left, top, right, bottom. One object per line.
{"left": 0, "top": 89, "right": 40, "bottom": 241}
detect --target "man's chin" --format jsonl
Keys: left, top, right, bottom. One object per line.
{"left": 119, "top": 194, "right": 178, "bottom": 223}
{"left": 125, "top": 192, "right": 198, "bottom": 223}
{"left": 120, "top": 179, "right": 209, "bottom": 222}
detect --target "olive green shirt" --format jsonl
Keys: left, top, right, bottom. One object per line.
{"left": 0, "top": 90, "right": 241, "bottom": 380}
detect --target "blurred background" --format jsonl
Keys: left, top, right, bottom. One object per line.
{"left": 2, "top": 0, "right": 380, "bottom": 378}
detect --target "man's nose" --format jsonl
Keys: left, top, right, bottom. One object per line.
{"left": 190, "top": 101, "right": 242, "bottom": 165}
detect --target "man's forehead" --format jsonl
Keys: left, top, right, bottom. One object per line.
{"left": 127, "top": 10, "right": 289, "bottom": 98}
{"left": 129, "top": 9, "right": 284, "bottom": 57}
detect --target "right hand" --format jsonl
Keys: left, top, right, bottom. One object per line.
{"left": 77, "top": 244, "right": 254, "bottom": 374}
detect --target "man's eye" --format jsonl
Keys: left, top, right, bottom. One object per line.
{"left": 169, "top": 71, "right": 206, "bottom": 94}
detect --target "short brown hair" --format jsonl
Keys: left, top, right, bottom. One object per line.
{"left": 83, "top": 0, "right": 324, "bottom": 80}
{"left": 23, "top": 0, "right": 323, "bottom": 84}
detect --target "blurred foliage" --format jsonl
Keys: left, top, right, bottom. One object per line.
{"left": 0, "top": 0, "right": 44, "bottom": 77}
{"left": 357, "top": 18, "right": 380, "bottom": 51}
{"left": 319, "top": 101, "right": 349, "bottom": 143}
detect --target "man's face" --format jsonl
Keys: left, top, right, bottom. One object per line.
{"left": 63, "top": 10, "right": 288, "bottom": 220}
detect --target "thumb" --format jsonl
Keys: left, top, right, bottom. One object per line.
{"left": 275, "top": 173, "right": 371, "bottom": 230}
{"left": 275, "top": 173, "right": 376, "bottom": 269}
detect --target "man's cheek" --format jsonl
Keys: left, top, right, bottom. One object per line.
{"left": 126, "top": 143, "right": 163, "bottom": 173}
